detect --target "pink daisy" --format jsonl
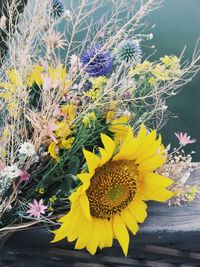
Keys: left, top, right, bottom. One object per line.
{"left": 27, "top": 199, "right": 47, "bottom": 219}
{"left": 175, "top": 132, "right": 196, "bottom": 146}
{"left": 19, "top": 170, "right": 30, "bottom": 183}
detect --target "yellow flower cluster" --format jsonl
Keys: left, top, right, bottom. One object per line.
{"left": 48, "top": 104, "right": 76, "bottom": 161}
{"left": 85, "top": 76, "right": 107, "bottom": 101}
{"left": 129, "top": 55, "right": 181, "bottom": 84}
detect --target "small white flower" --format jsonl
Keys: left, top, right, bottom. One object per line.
{"left": 0, "top": 15, "right": 7, "bottom": 31}
{"left": 64, "top": 9, "right": 72, "bottom": 20}
{"left": 0, "top": 165, "right": 21, "bottom": 179}
{"left": 19, "top": 142, "right": 36, "bottom": 157}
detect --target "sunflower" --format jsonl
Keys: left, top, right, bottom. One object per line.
{"left": 52, "top": 125, "right": 173, "bottom": 255}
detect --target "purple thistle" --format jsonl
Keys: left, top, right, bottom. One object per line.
{"left": 80, "top": 45, "right": 113, "bottom": 77}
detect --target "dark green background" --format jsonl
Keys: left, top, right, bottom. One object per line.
{"left": 63, "top": 0, "right": 200, "bottom": 159}
{"left": 144, "top": 0, "right": 200, "bottom": 161}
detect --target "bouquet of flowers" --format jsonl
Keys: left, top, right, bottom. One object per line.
{"left": 0, "top": 0, "right": 199, "bottom": 256}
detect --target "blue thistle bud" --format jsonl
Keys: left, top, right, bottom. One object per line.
{"left": 117, "top": 39, "right": 142, "bottom": 65}
{"left": 51, "top": 0, "right": 64, "bottom": 18}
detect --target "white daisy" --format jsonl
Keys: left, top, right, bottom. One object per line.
{"left": 19, "top": 142, "right": 36, "bottom": 157}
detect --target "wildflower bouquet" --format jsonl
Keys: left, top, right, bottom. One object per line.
{"left": 0, "top": 0, "right": 199, "bottom": 256}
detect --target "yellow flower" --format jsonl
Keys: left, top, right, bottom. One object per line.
{"left": 49, "top": 195, "right": 57, "bottom": 203}
{"left": 60, "top": 103, "right": 76, "bottom": 123}
{"left": 89, "top": 76, "right": 107, "bottom": 89}
{"left": 48, "top": 64, "right": 71, "bottom": 90}
{"left": 48, "top": 142, "right": 60, "bottom": 161}
{"left": 37, "top": 187, "right": 45, "bottom": 194}
{"left": 160, "top": 55, "right": 180, "bottom": 69}
{"left": 129, "top": 61, "right": 153, "bottom": 75}
{"left": 48, "top": 137, "right": 75, "bottom": 161}
{"left": 106, "top": 112, "right": 130, "bottom": 143}
{"left": 61, "top": 137, "right": 75, "bottom": 149}
{"left": 52, "top": 125, "right": 173, "bottom": 255}
{"left": 151, "top": 64, "right": 170, "bottom": 80}
{"left": 85, "top": 88, "right": 100, "bottom": 100}
{"left": 28, "top": 65, "right": 44, "bottom": 87}
{"left": 83, "top": 112, "right": 97, "bottom": 127}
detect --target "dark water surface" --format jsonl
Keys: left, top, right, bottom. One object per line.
{"left": 145, "top": 0, "right": 200, "bottom": 161}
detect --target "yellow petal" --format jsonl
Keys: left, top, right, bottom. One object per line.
{"left": 75, "top": 220, "right": 93, "bottom": 250}
{"left": 128, "top": 199, "right": 147, "bottom": 223}
{"left": 113, "top": 127, "right": 137, "bottom": 161}
{"left": 77, "top": 173, "right": 91, "bottom": 183}
{"left": 99, "top": 134, "right": 115, "bottom": 166}
{"left": 139, "top": 173, "right": 174, "bottom": 202}
{"left": 80, "top": 193, "right": 91, "bottom": 221}
{"left": 86, "top": 218, "right": 102, "bottom": 254}
{"left": 138, "top": 151, "right": 166, "bottom": 171}
{"left": 143, "top": 172, "right": 173, "bottom": 187}
{"left": 98, "top": 219, "right": 106, "bottom": 249}
{"left": 113, "top": 214, "right": 129, "bottom": 256}
{"left": 103, "top": 219, "right": 113, "bottom": 247}
{"left": 48, "top": 142, "right": 59, "bottom": 161}
{"left": 136, "top": 135, "right": 161, "bottom": 163}
{"left": 83, "top": 149, "right": 100, "bottom": 173}
{"left": 121, "top": 208, "right": 139, "bottom": 235}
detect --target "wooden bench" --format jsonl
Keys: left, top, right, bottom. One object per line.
{"left": 1, "top": 166, "right": 200, "bottom": 266}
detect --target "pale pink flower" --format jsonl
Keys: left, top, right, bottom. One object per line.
{"left": 19, "top": 170, "right": 30, "bottom": 183}
{"left": 175, "top": 132, "right": 196, "bottom": 146}
{"left": 42, "top": 76, "right": 61, "bottom": 91}
{"left": 27, "top": 199, "right": 47, "bottom": 219}
{"left": 45, "top": 119, "right": 59, "bottom": 142}
{"left": 70, "top": 54, "right": 79, "bottom": 68}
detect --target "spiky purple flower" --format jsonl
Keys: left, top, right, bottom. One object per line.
{"left": 80, "top": 45, "right": 113, "bottom": 77}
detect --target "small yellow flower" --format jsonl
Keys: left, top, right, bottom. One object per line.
{"left": 151, "top": 64, "right": 170, "bottom": 81}
{"left": 148, "top": 77, "right": 156, "bottom": 85}
{"left": 28, "top": 65, "right": 44, "bottom": 87}
{"left": 61, "top": 137, "right": 75, "bottom": 149}
{"left": 160, "top": 55, "right": 180, "bottom": 69}
{"left": 130, "top": 61, "right": 153, "bottom": 75}
{"left": 106, "top": 112, "right": 130, "bottom": 143}
{"left": 85, "top": 88, "right": 100, "bottom": 100}
{"left": 37, "top": 187, "right": 45, "bottom": 194}
{"left": 89, "top": 76, "right": 107, "bottom": 89}
{"left": 83, "top": 112, "right": 97, "bottom": 127}
{"left": 49, "top": 196, "right": 57, "bottom": 203}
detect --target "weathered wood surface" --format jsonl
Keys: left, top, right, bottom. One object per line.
{"left": 1, "top": 166, "right": 200, "bottom": 266}
{"left": 0, "top": 0, "right": 27, "bottom": 62}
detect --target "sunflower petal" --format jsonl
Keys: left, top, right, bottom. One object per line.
{"left": 83, "top": 149, "right": 100, "bottom": 173}
{"left": 128, "top": 200, "right": 147, "bottom": 223}
{"left": 113, "top": 214, "right": 129, "bottom": 256}
{"left": 86, "top": 219, "right": 99, "bottom": 255}
{"left": 75, "top": 220, "right": 93, "bottom": 249}
{"left": 99, "top": 134, "right": 115, "bottom": 166}
{"left": 140, "top": 173, "right": 174, "bottom": 201}
{"left": 121, "top": 208, "right": 139, "bottom": 235}
{"left": 103, "top": 219, "right": 113, "bottom": 247}
{"left": 80, "top": 193, "right": 91, "bottom": 221}
{"left": 113, "top": 127, "right": 137, "bottom": 160}
{"left": 138, "top": 150, "right": 166, "bottom": 171}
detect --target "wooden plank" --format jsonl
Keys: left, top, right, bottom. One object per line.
{"left": 1, "top": 166, "right": 200, "bottom": 265}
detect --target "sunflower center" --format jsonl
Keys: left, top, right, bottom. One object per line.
{"left": 86, "top": 160, "right": 138, "bottom": 219}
